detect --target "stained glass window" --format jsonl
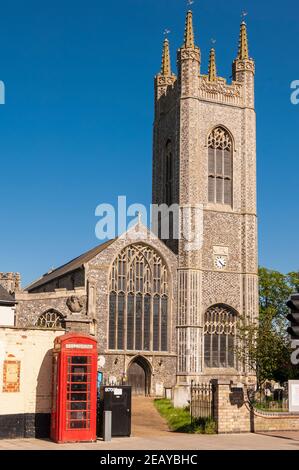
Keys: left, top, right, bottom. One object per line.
{"left": 108, "top": 244, "right": 169, "bottom": 352}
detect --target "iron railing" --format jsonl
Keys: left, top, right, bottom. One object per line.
{"left": 247, "top": 384, "right": 289, "bottom": 412}
{"left": 190, "top": 382, "right": 214, "bottom": 422}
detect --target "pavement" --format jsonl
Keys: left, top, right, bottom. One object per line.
{"left": 1, "top": 397, "right": 299, "bottom": 450}
{"left": 1, "top": 432, "right": 299, "bottom": 450}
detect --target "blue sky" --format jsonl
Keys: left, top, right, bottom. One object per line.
{"left": 0, "top": 0, "right": 298, "bottom": 286}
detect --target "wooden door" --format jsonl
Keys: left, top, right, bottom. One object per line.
{"left": 127, "top": 362, "right": 146, "bottom": 396}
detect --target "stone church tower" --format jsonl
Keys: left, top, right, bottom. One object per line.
{"left": 153, "top": 11, "right": 258, "bottom": 384}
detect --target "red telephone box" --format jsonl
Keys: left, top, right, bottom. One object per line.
{"left": 51, "top": 333, "right": 98, "bottom": 443}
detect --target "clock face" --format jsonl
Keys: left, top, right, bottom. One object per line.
{"left": 215, "top": 256, "right": 227, "bottom": 270}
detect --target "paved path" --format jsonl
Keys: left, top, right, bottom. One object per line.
{"left": 131, "top": 397, "right": 169, "bottom": 437}
{"left": 1, "top": 398, "right": 299, "bottom": 449}
{"left": 1, "top": 433, "right": 299, "bottom": 450}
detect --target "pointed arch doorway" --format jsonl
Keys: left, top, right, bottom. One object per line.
{"left": 127, "top": 357, "right": 151, "bottom": 396}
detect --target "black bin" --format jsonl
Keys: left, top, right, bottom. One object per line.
{"left": 97, "top": 385, "right": 132, "bottom": 437}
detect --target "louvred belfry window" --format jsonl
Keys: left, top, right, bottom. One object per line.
{"left": 208, "top": 127, "right": 233, "bottom": 206}
{"left": 109, "top": 244, "right": 169, "bottom": 352}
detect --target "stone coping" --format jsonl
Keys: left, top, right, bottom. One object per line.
{"left": 0, "top": 326, "right": 65, "bottom": 332}
{"left": 252, "top": 407, "right": 299, "bottom": 419}
{"left": 16, "top": 288, "right": 86, "bottom": 301}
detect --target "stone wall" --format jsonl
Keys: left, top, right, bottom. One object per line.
{"left": 213, "top": 380, "right": 299, "bottom": 434}
{"left": 102, "top": 353, "right": 177, "bottom": 396}
{"left": 254, "top": 411, "right": 299, "bottom": 433}
{"left": 15, "top": 288, "right": 87, "bottom": 329}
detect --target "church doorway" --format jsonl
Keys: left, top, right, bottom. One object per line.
{"left": 127, "top": 357, "right": 151, "bottom": 396}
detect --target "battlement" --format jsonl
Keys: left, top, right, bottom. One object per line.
{"left": 0, "top": 272, "right": 21, "bottom": 294}
{"left": 154, "top": 11, "right": 254, "bottom": 111}
{"left": 199, "top": 75, "right": 243, "bottom": 107}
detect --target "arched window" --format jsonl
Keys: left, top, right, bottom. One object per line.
{"left": 208, "top": 127, "right": 233, "bottom": 205}
{"left": 204, "top": 305, "right": 236, "bottom": 368}
{"left": 165, "top": 140, "right": 173, "bottom": 206}
{"left": 36, "top": 309, "right": 65, "bottom": 329}
{"left": 109, "top": 244, "right": 169, "bottom": 352}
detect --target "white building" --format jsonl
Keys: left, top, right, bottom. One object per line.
{"left": 0, "top": 285, "right": 16, "bottom": 327}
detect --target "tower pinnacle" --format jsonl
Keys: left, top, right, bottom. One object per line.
{"left": 208, "top": 48, "right": 217, "bottom": 81}
{"left": 184, "top": 10, "right": 195, "bottom": 48}
{"left": 161, "top": 38, "right": 172, "bottom": 76}
{"left": 238, "top": 21, "right": 249, "bottom": 60}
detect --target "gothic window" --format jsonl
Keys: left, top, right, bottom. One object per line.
{"left": 109, "top": 244, "right": 169, "bottom": 352}
{"left": 165, "top": 140, "right": 173, "bottom": 206}
{"left": 208, "top": 127, "right": 233, "bottom": 205}
{"left": 204, "top": 305, "right": 236, "bottom": 368}
{"left": 36, "top": 309, "right": 65, "bottom": 329}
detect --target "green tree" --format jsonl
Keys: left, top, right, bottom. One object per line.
{"left": 287, "top": 271, "right": 299, "bottom": 294}
{"left": 259, "top": 267, "right": 292, "bottom": 320}
{"left": 235, "top": 267, "right": 299, "bottom": 387}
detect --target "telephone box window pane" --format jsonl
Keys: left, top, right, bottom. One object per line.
{"left": 70, "top": 373, "right": 89, "bottom": 383}
{"left": 69, "top": 421, "right": 87, "bottom": 429}
{"left": 70, "top": 365, "right": 87, "bottom": 375}
{"left": 68, "top": 411, "right": 90, "bottom": 421}
{"left": 72, "top": 357, "right": 88, "bottom": 365}
{"left": 68, "top": 393, "right": 88, "bottom": 401}
{"left": 70, "top": 383, "right": 89, "bottom": 392}
{"left": 68, "top": 402, "right": 88, "bottom": 411}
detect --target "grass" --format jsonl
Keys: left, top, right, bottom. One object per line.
{"left": 154, "top": 399, "right": 216, "bottom": 434}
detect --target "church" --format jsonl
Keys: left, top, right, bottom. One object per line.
{"left": 10, "top": 11, "right": 258, "bottom": 397}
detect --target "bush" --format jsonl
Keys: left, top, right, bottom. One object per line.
{"left": 154, "top": 399, "right": 216, "bottom": 434}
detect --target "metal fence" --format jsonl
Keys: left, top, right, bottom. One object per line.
{"left": 190, "top": 382, "right": 214, "bottom": 422}
{"left": 247, "top": 383, "right": 289, "bottom": 412}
